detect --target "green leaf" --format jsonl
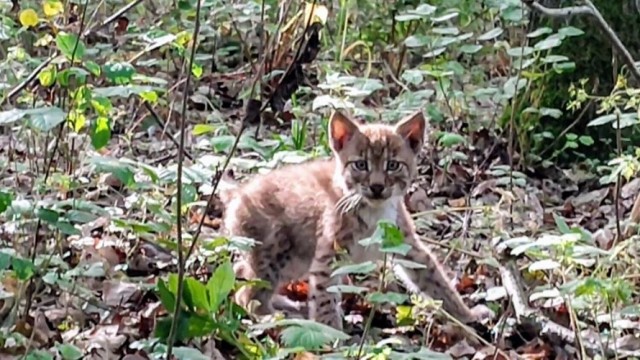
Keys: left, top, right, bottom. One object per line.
{"left": 91, "top": 117, "right": 111, "bottom": 150}
{"left": 84, "top": 60, "right": 101, "bottom": 76}
{"left": 255, "top": 319, "right": 350, "bottom": 350}
{"left": 0, "top": 252, "right": 12, "bottom": 271}
{"left": 459, "top": 44, "right": 482, "bottom": 54}
{"left": 25, "top": 350, "right": 54, "bottom": 360}
{"left": 172, "top": 347, "right": 209, "bottom": 360}
{"left": 193, "top": 124, "right": 216, "bottom": 136}
{"left": 12, "top": 257, "right": 35, "bottom": 280}
{"left": 207, "top": 261, "right": 235, "bottom": 311}
{"left": 331, "top": 261, "right": 376, "bottom": 277}
{"left": 56, "top": 343, "right": 83, "bottom": 360}
{"left": 578, "top": 135, "right": 594, "bottom": 146}
{"left": 367, "top": 291, "right": 409, "bottom": 305}
{"left": 438, "top": 132, "right": 467, "bottom": 147}
{"left": 0, "top": 109, "right": 24, "bottom": 125}
{"left": 29, "top": 107, "right": 66, "bottom": 132}
{"left": 36, "top": 208, "right": 59, "bottom": 224}
{"left": 477, "top": 27, "right": 503, "bottom": 41}
{"left": 185, "top": 277, "right": 210, "bottom": 311}
{"left": 553, "top": 214, "right": 571, "bottom": 234}
{"left": 103, "top": 62, "right": 136, "bottom": 85}
{"left": 157, "top": 278, "right": 176, "bottom": 312}
{"left": 54, "top": 220, "right": 81, "bottom": 235}
{"left": 534, "top": 34, "right": 562, "bottom": 51}
{"left": 558, "top": 26, "right": 584, "bottom": 37}
{"left": 55, "top": 32, "right": 85, "bottom": 61}
{"left": 0, "top": 191, "right": 12, "bottom": 213}
{"left": 327, "top": 285, "right": 369, "bottom": 294}
{"left": 89, "top": 156, "right": 135, "bottom": 187}
{"left": 527, "top": 27, "right": 552, "bottom": 38}
{"left": 38, "top": 65, "right": 57, "bottom": 87}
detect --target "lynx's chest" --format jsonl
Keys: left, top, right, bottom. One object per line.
{"left": 354, "top": 200, "right": 399, "bottom": 239}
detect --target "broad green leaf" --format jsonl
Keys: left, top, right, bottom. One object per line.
{"left": 553, "top": 214, "right": 571, "bottom": 234}
{"left": 0, "top": 191, "right": 12, "bottom": 213}
{"left": 331, "top": 261, "right": 376, "bottom": 277}
{"left": 438, "top": 132, "right": 467, "bottom": 147}
{"left": 578, "top": 135, "right": 594, "bottom": 146}
{"left": 367, "top": 291, "right": 408, "bottom": 304}
{"left": 36, "top": 208, "right": 59, "bottom": 223}
{"left": 103, "top": 62, "right": 136, "bottom": 85}
{"left": 193, "top": 124, "right": 216, "bottom": 136}
{"left": 172, "top": 347, "right": 209, "bottom": 360}
{"left": 12, "top": 257, "right": 35, "bottom": 280}
{"left": 477, "top": 27, "right": 503, "bottom": 41}
{"left": 0, "top": 252, "right": 11, "bottom": 270}
{"left": 56, "top": 343, "right": 83, "bottom": 360}
{"left": 157, "top": 278, "right": 176, "bottom": 312}
{"left": 56, "top": 32, "right": 85, "bottom": 61}
{"left": 527, "top": 27, "right": 552, "bottom": 38}
{"left": 0, "top": 109, "right": 24, "bottom": 125}
{"left": 528, "top": 259, "right": 561, "bottom": 271}
{"left": 587, "top": 113, "right": 636, "bottom": 127}
{"left": 185, "top": 277, "right": 210, "bottom": 311}
{"left": 327, "top": 285, "right": 369, "bottom": 294}
{"left": 255, "top": 319, "right": 350, "bottom": 350}
{"left": 534, "top": 34, "right": 562, "bottom": 51}
{"left": 207, "top": 261, "right": 235, "bottom": 311}
{"left": 91, "top": 117, "right": 111, "bottom": 150}
{"left": 84, "top": 60, "right": 101, "bottom": 76}
{"left": 28, "top": 106, "right": 66, "bottom": 132}
{"left": 38, "top": 65, "right": 57, "bottom": 87}
{"left": 25, "top": 350, "right": 53, "bottom": 360}
{"left": 459, "top": 44, "right": 482, "bottom": 54}
{"left": 558, "top": 26, "right": 584, "bottom": 37}
{"left": 55, "top": 221, "right": 80, "bottom": 235}
{"left": 89, "top": 156, "right": 135, "bottom": 187}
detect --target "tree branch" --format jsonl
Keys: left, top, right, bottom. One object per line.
{"left": 522, "top": 0, "right": 640, "bottom": 82}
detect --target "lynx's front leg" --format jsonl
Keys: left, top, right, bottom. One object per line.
{"left": 394, "top": 209, "right": 493, "bottom": 323}
{"left": 307, "top": 238, "right": 343, "bottom": 330}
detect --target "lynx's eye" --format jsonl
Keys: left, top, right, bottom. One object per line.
{"left": 352, "top": 160, "right": 369, "bottom": 171}
{"left": 386, "top": 160, "right": 401, "bottom": 172}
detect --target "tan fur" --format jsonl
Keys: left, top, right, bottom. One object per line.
{"left": 222, "top": 110, "right": 490, "bottom": 329}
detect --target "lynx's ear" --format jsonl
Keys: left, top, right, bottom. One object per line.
{"left": 329, "top": 110, "right": 360, "bottom": 152}
{"left": 395, "top": 111, "right": 426, "bottom": 154}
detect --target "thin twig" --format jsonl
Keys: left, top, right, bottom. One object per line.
{"left": 165, "top": 0, "right": 202, "bottom": 356}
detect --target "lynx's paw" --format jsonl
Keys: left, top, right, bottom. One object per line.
{"left": 470, "top": 304, "right": 495, "bottom": 323}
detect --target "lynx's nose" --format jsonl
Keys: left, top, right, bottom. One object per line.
{"left": 369, "top": 184, "right": 385, "bottom": 197}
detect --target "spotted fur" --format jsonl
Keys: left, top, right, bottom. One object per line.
{"left": 222, "top": 110, "right": 491, "bottom": 330}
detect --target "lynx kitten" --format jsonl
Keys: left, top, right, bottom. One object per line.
{"left": 222, "top": 110, "right": 491, "bottom": 330}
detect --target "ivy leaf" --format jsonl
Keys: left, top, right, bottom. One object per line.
{"left": 56, "top": 32, "right": 86, "bottom": 61}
